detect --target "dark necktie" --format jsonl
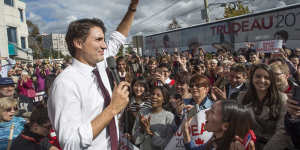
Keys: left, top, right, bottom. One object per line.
{"left": 92, "top": 68, "right": 118, "bottom": 150}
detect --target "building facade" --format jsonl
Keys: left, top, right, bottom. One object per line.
{"left": 0, "top": 0, "right": 33, "bottom": 61}
{"left": 42, "top": 33, "right": 69, "bottom": 56}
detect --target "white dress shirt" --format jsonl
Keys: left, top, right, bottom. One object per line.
{"left": 48, "top": 31, "right": 126, "bottom": 150}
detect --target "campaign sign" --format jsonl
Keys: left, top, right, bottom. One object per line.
{"left": 256, "top": 40, "right": 283, "bottom": 53}
{"left": 165, "top": 109, "right": 213, "bottom": 150}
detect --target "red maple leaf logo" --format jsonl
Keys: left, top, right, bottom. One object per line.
{"left": 195, "top": 138, "right": 204, "bottom": 145}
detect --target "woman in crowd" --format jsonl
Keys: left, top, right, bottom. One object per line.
{"left": 132, "top": 86, "right": 177, "bottom": 150}
{"left": 17, "top": 71, "right": 35, "bottom": 112}
{"left": 0, "top": 97, "right": 26, "bottom": 149}
{"left": 122, "top": 77, "right": 151, "bottom": 137}
{"left": 183, "top": 100, "right": 255, "bottom": 150}
{"left": 238, "top": 64, "right": 292, "bottom": 150}
{"left": 11, "top": 104, "right": 59, "bottom": 150}
{"left": 187, "top": 74, "right": 214, "bottom": 110}
{"left": 35, "top": 62, "right": 50, "bottom": 92}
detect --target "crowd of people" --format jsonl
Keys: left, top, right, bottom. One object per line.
{"left": 0, "top": 0, "right": 300, "bottom": 149}
{"left": 0, "top": 43, "right": 299, "bottom": 150}
{"left": 0, "top": 58, "right": 70, "bottom": 150}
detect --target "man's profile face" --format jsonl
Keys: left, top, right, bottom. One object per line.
{"left": 78, "top": 26, "right": 107, "bottom": 66}
{"left": 0, "top": 85, "right": 15, "bottom": 97}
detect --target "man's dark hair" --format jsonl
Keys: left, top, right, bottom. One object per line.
{"left": 65, "top": 18, "right": 106, "bottom": 57}
{"left": 29, "top": 104, "right": 49, "bottom": 126}
{"left": 230, "top": 64, "right": 247, "bottom": 75}
{"left": 158, "top": 63, "right": 171, "bottom": 71}
{"left": 268, "top": 57, "right": 285, "bottom": 65}
{"left": 289, "top": 54, "right": 298, "bottom": 59}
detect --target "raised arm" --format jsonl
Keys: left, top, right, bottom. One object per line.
{"left": 116, "top": 0, "right": 139, "bottom": 37}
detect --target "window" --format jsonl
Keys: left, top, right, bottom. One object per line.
{"left": 19, "top": 9, "right": 24, "bottom": 22}
{"left": 7, "top": 26, "right": 17, "bottom": 44}
{"left": 4, "top": 0, "right": 14, "bottom": 6}
{"left": 21, "top": 37, "right": 26, "bottom": 49}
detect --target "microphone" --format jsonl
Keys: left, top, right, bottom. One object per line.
{"left": 106, "top": 57, "right": 121, "bottom": 88}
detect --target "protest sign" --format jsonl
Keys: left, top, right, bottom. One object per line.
{"left": 165, "top": 109, "right": 213, "bottom": 150}
{"left": 256, "top": 40, "right": 283, "bottom": 53}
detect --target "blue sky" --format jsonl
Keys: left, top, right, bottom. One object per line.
{"left": 24, "top": 0, "right": 300, "bottom": 36}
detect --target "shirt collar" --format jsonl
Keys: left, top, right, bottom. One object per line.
{"left": 192, "top": 96, "right": 213, "bottom": 110}
{"left": 72, "top": 58, "right": 95, "bottom": 76}
{"left": 230, "top": 83, "right": 244, "bottom": 90}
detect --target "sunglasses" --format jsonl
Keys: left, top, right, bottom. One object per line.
{"left": 189, "top": 83, "right": 207, "bottom": 88}
{"left": 5, "top": 106, "right": 18, "bottom": 112}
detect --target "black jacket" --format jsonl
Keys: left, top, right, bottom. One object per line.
{"left": 11, "top": 125, "right": 51, "bottom": 150}
{"left": 284, "top": 114, "right": 300, "bottom": 149}
{"left": 225, "top": 83, "right": 247, "bottom": 101}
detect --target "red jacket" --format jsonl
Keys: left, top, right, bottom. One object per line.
{"left": 17, "top": 79, "right": 34, "bottom": 97}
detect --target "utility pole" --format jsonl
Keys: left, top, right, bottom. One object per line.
{"left": 204, "top": 0, "right": 210, "bottom": 22}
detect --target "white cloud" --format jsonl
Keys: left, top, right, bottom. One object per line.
{"left": 25, "top": 0, "right": 300, "bottom": 36}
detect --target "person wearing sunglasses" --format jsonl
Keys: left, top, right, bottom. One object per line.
{"left": 186, "top": 75, "right": 214, "bottom": 110}
{"left": 11, "top": 104, "right": 59, "bottom": 150}
{"left": 0, "top": 97, "right": 26, "bottom": 149}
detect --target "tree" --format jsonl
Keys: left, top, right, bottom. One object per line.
{"left": 125, "top": 46, "right": 133, "bottom": 55}
{"left": 27, "top": 20, "right": 44, "bottom": 59}
{"left": 167, "top": 18, "right": 181, "bottom": 30}
{"left": 224, "top": 1, "right": 250, "bottom": 18}
{"left": 117, "top": 45, "right": 124, "bottom": 57}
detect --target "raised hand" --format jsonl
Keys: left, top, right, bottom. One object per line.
{"left": 140, "top": 115, "right": 153, "bottom": 135}
{"left": 211, "top": 86, "right": 227, "bottom": 101}
{"left": 130, "top": 0, "right": 139, "bottom": 9}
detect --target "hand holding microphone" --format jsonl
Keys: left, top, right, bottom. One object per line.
{"left": 106, "top": 56, "right": 130, "bottom": 115}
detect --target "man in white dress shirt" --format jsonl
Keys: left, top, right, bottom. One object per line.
{"left": 48, "top": 1, "right": 139, "bottom": 149}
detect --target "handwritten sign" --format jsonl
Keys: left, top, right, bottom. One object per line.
{"left": 165, "top": 109, "right": 213, "bottom": 150}
{"left": 256, "top": 40, "right": 283, "bottom": 53}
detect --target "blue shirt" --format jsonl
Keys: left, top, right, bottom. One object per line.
{"left": 0, "top": 117, "right": 26, "bottom": 150}
{"left": 184, "top": 140, "right": 207, "bottom": 150}
{"left": 184, "top": 96, "right": 214, "bottom": 110}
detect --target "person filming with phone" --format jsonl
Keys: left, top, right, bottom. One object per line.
{"left": 182, "top": 100, "right": 255, "bottom": 150}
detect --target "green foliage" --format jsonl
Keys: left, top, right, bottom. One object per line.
{"left": 117, "top": 45, "right": 124, "bottom": 57}
{"left": 125, "top": 46, "right": 133, "bottom": 55}
{"left": 27, "top": 20, "right": 43, "bottom": 59}
{"left": 224, "top": 1, "right": 250, "bottom": 18}
{"left": 27, "top": 20, "right": 67, "bottom": 59}
{"left": 167, "top": 18, "right": 181, "bottom": 31}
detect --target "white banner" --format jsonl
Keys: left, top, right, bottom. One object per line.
{"left": 256, "top": 40, "right": 283, "bottom": 53}
{"left": 164, "top": 109, "right": 213, "bottom": 150}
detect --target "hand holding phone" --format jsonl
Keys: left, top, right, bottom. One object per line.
{"left": 186, "top": 104, "right": 200, "bottom": 119}
{"left": 243, "top": 130, "right": 256, "bottom": 150}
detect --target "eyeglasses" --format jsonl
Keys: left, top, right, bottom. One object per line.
{"left": 5, "top": 106, "right": 18, "bottom": 112}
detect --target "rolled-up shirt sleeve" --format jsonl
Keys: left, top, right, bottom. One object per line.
{"left": 105, "top": 31, "right": 126, "bottom": 57}
{"left": 48, "top": 79, "right": 93, "bottom": 150}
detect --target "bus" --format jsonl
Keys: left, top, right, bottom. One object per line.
{"left": 143, "top": 4, "right": 300, "bottom": 56}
